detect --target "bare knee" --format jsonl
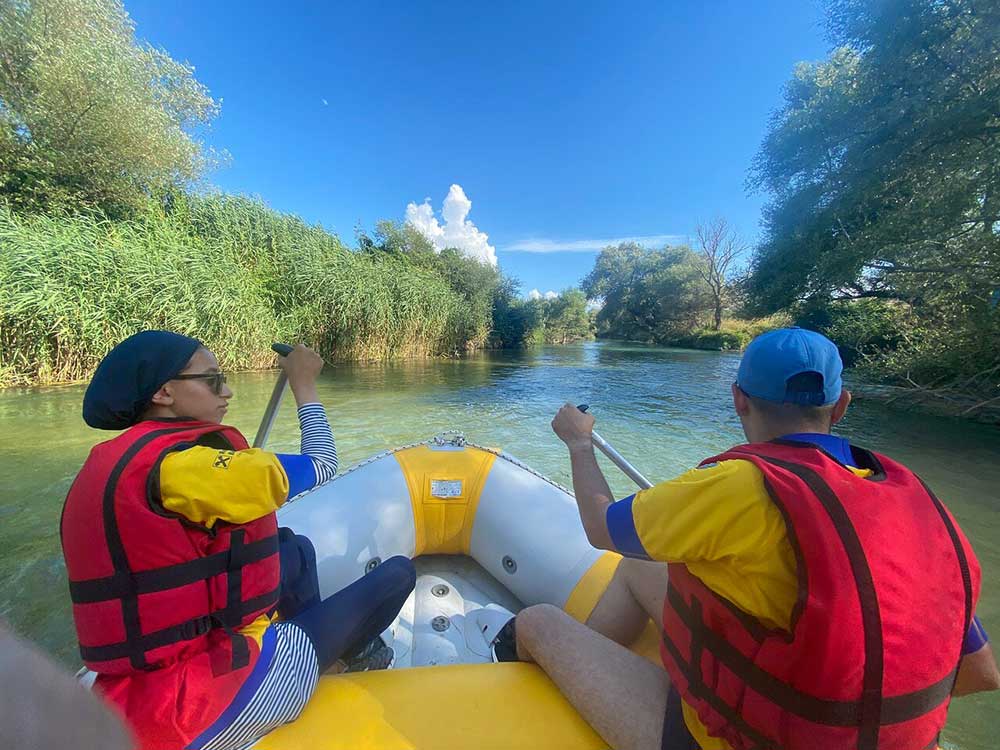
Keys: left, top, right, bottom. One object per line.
{"left": 619, "top": 558, "right": 668, "bottom": 628}
{"left": 619, "top": 557, "right": 664, "bottom": 580}
{"left": 517, "top": 603, "right": 563, "bottom": 639}
{"left": 515, "top": 603, "right": 566, "bottom": 661}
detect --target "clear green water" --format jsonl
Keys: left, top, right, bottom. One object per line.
{"left": 0, "top": 342, "right": 996, "bottom": 748}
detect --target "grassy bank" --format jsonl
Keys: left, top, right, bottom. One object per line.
{"left": 664, "top": 316, "right": 790, "bottom": 351}
{"left": 0, "top": 196, "right": 490, "bottom": 386}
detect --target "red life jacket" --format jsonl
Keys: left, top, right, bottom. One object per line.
{"left": 61, "top": 419, "right": 281, "bottom": 748}
{"left": 660, "top": 440, "right": 980, "bottom": 750}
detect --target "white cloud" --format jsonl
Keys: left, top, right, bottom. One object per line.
{"left": 527, "top": 289, "right": 558, "bottom": 300}
{"left": 321, "top": 99, "right": 329, "bottom": 106}
{"left": 405, "top": 184, "right": 497, "bottom": 266}
{"left": 505, "top": 234, "right": 686, "bottom": 253}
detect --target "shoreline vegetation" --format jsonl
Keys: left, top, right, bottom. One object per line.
{"left": 0, "top": 198, "right": 595, "bottom": 387}
{"left": 1, "top": 0, "right": 997, "bottom": 425}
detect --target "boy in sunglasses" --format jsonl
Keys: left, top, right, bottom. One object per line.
{"left": 61, "top": 331, "right": 415, "bottom": 750}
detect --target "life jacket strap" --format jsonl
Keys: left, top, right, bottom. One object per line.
{"left": 666, "top": 583, "right": 958, "bottom": 727}
{"left": 661, "top": 626, "right": 777, "bottom": 749}
{"left": 68, "top": 535, "right": 279, "bottom": 604}
{"left": 79, "top": 614, "right": 213, "bottom": 664}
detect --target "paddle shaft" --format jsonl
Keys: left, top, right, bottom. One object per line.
{"left": 253, "top": 343, "right": 294, "bottom": 449}
{"left": 577, "top": 405, "right": 653, "bottom": 490}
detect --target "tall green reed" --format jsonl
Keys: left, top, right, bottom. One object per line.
{"left": 0, "top": 195, "right": 484, "bottom": 386}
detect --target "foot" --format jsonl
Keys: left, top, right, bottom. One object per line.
{"left": 490, "top": 617, "right": 518, "bottom": 663}
{"left": 343, "top": 636, "right": 395, "bottom": 672}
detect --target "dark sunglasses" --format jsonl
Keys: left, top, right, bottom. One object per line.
{"left": 173, "top": 371, "right": 228, "bottom": 395}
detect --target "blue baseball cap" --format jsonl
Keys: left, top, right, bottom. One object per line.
{"left": 736, "top": 327, "right": 843, "bottom": 406}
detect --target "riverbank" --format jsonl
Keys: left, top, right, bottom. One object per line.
{"left": 657, "top": 316, "right": 792, "bottom": 352}
{"left": 0, "top": 197, "right": 487, "bottom": 386}
{"left": 0, "top": 196, "right": 600, "bottom": 387}
{"left": 0, "top": 339, "right": 596, "bottom": 391}
{"left": 604, "top": 322, "right": 1000, "bottom": 426}
{"left": 850, "top": 382, "right": 1000, "bottom": 426}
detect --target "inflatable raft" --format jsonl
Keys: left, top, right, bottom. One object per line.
{"left": 258, "top": 433, "right": 661, "bottom": 750}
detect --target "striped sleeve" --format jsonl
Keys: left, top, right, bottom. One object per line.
{"left": 297, "top": 402, "right": 338, "bottom": 485}
{"left": 192, "top": 623, "right": 319, "bottom": 750}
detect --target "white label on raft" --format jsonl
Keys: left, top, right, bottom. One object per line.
{"left": 431, "top": 480, "right": 463, "bottom": 498}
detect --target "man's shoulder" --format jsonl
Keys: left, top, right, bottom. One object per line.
{"left": 639, "top": 457, "right": 769, "bottom": 507}
{"left": 686, "top": 456, "right": 765, "bottom": 480}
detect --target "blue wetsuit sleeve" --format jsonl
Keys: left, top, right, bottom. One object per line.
{"left": 963, "top": 615, "right": 989, "bottom": 655}
{"left": 276, "top": 454, "right": 317, "bottom": 500}
{"left": 606, "top": 495, "right": 652, "bottom": 560}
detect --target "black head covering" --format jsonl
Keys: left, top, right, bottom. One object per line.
{"left": 83, "top": 330, "right": 202, "bottom": 430}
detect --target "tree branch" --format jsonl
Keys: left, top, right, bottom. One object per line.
{"left": 866, "top": 260, "right": 996, "bottom": 274}
{"left": 63, "top": 101, "right": 99, "bottom": 146}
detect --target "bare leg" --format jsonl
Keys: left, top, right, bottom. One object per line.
{"left": 516, "top": 603, "right": 670, "bottom": 750}
{"left": 585, "top": 558, "right": 668, "bottom": 645}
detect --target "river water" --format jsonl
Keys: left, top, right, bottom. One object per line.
{"left": 0, "top": 342, "right": 996, "bottom": 748}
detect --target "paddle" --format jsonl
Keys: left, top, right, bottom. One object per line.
{"left": 577, "top": 404, "right": 653, "bottom": 490}
{"left": 253, "top": 343, "right": 294, "bottom": 449}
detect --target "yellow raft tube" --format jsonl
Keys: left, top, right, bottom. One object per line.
{"left": 257, "top": 434, "right": 660, "bottom": 750}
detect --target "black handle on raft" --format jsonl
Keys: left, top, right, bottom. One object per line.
{"left": 272, "top": 343, "right": 294, "bottom": 356}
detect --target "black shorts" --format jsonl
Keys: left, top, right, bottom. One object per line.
{"left": 662, "top": 686, "right": 699, "bottom": 750}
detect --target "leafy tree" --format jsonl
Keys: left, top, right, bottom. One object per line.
{"left": 582, "top": 242, "right": 711, "bottom": 342}
{"left": 358, "top": 220, "right": 438, "bottom": 260}
{"left": 529, "top": 289, "right": 592, "bottom": 344}
{"left": 749, "top": 2, "right": 1000, "bottom": 312}
{"left": 358, "top": 220, "right": 508, "bottom": 350}
{"left": 489, "top": 276, "right": 537, "bottom": 348}
{"left": 546, "top": 289, "right": 592, "bottom": 343}
{"left": 0, "top": 0, "right": 218, "bottom": 215}
{"left": 748, "top": 0, "right": 1000, "bottom": 394}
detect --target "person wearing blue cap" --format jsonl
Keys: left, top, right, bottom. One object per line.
{"left": 61, "top": 331, "right": 416, "bottom": 750}
{"left": 494, "top": 328, "right": 998, "bottom": 750}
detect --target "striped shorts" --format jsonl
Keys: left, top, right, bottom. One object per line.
{"left": 195, "top": 623, "right": 319, "bottom": 750}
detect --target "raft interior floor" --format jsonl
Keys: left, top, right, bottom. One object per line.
{"left": 385, "top": 555, "right": 523, "bottom": 669}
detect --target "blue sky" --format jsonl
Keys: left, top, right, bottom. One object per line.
{"left": 126, "top": 1, "right": 830, "bottom": 295}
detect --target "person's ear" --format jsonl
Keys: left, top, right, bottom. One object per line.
{"left": 732, "top": 383, "right": 751, "bottom": 417}
{"left": 830, "top": 389, "right": 852, "bottom": 425}
{"left": 148, "top": 383, "right": 175, "bottom": 407}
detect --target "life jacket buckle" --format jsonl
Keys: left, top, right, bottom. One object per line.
{"left": 179, "top": 616, "right": 212, "bottom": 641}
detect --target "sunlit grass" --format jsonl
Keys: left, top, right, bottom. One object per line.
{"left": 0, "top": 195, "right": 480, "bottom": 385}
